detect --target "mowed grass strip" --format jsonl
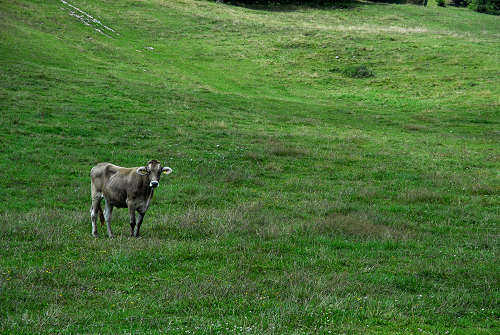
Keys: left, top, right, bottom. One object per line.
{"left": 0, "top": 0, "right": 499, "bottom": 333}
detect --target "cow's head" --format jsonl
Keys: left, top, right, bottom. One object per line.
{"left": 136, "top": 160, "right": 173, "bottom": 188}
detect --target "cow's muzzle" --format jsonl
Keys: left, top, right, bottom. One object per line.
{"left": 150, "top": 181, "right": 159, "bottom": 188}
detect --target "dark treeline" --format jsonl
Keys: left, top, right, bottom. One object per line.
{"left": 217, "top": 0, "right": 499, "bottom": 14}
{"left": 218, "top": 0, "right": 411, "bottom": 5}
{"left": 456, "top": 0, "right": 500, "bottom": 15}
{"left": 442, "top": 0, "right": 500, "bottom": 14}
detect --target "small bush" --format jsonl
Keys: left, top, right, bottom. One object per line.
{"left": 437, "top": 0, "right": 446, "bottom": 6}
{"left": 405, "top": 0, "right": 428, "bottom": 5}
{"left": 342, "top": 65, "right": 375, "bottom": 79}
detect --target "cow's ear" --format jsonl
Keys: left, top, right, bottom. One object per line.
{"left": 136, "top": 166, "right": 148, "bottom": 176}
{"left": 162, "top": 167, "right": 173, "bottom": 175}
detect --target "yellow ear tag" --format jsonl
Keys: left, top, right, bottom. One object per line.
{"left": 136, "top": 168, "right": 148, "bottom": 176}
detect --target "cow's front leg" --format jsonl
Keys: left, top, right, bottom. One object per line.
{"left": 134, "top": 210, "right": 146, "bottom": 237}
{"left": 104, "top": 201, "right": 114, "bottom": 238}
{"left": 128, "top": 203, "right": 136, "bottom": 237}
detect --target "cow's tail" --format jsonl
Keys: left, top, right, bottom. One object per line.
{"left": 97, "top": 200, "right": 105, "bottom": 226}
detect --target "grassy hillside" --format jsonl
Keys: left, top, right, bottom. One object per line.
{"left": 0, "top": 0, "right": 499, "bottom": 333}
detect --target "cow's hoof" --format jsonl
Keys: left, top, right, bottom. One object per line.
{"left": 108, "top": 234, "right": 115, "bottom": 238}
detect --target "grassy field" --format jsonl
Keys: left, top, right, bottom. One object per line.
{"left": 0, "top": 0, "right": 499, "bottom": 333}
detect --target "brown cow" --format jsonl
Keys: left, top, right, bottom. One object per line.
{"left": 90, "top": 160, "right": 173, "bottom": 237}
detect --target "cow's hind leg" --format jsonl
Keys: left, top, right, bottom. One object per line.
{"left": 90, "top": 199, "right": 99, "bottom": 237}
{"left": 104, "top": 201, "right": 114, "bottom": 238}
{"left": 90, "top": 186, "right": 102, "bottom": 237}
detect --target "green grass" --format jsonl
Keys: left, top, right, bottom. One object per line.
{"left": 0, "top": 0, "right": 499, "bottom": 333}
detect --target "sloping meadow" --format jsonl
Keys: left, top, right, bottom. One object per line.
{"left": 0, "top": 0, "right": 498, "bottom": 333}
